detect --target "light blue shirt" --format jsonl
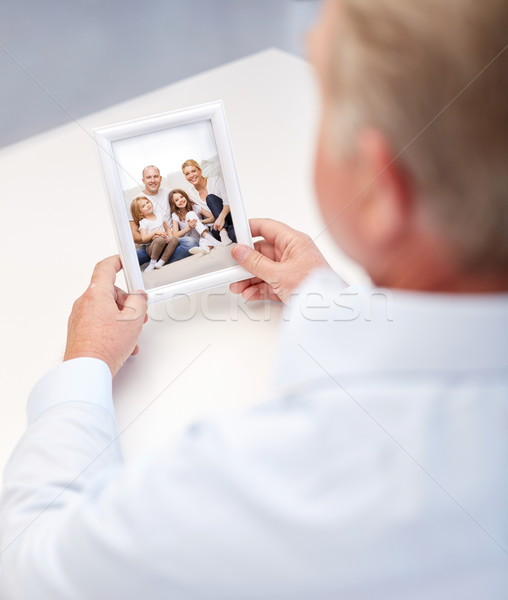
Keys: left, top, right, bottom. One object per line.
{"left": 1, "top": 269, "right": 507, "bottom": 599}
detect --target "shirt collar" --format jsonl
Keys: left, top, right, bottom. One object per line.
{"left": 273, "top": 268, "right": 508, "bottom": 391}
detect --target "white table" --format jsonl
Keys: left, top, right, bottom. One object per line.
{"left": 0, "top": 49, "right": 367, "bottom": 475}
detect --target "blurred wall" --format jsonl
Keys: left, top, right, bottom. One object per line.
{"left": 0, "top": 0, "right": 320, "bottom": 147}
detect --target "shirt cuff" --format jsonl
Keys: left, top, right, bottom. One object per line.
{"left": 27, "top": 358, "right": 114, "bottom": 425}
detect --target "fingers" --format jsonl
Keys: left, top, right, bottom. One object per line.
{"left": 230, "top": 276, "right": 264, "bottom": 295}
{"left": 229, "top": 242, "right": 276, "bottom": 296}
{"left": 230, "top": 278, "right": 281, "bottom": 302}
{"left": 90, "top": 256, "right": 122, "bottom": 289}
{"left": 118, "top": 289, "right": 148, "bottom": 322}
{"left": 248, "top": 218, "right": 298, "bottom": 245}
{"left": 87, "top": 256, "right": 122, "bottom": 301}
{"left": 242, "top": 282, "right": 281, "bottom": 303}
{"left": 114, "top": 286, "right": 148, "bottom": 313}
{"left": 114, "top": 285, "right": 129, "bottom": 309}
{"left": 231, "top": 244, "right": 278, "bottom": 284}
{"left": 254, "top": 239, "right": 276, "bottom": 262}
{"left": 242, "top": 285, "right": 262, "bottom": 301}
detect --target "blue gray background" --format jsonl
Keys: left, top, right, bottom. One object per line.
{"left": 0, "top": 0, "right": 320, "bottom": 148}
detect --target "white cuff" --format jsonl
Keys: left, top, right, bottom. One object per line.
{"left": 27, "top": 358, "right": 114, "bottom": 425}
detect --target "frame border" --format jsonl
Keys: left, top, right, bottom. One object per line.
{"left": 94, "top": 100, "right": 252, "bottom": 304}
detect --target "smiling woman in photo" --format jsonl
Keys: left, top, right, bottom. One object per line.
{"left": 182, "top": 158, "right": 236, "bottom": 244}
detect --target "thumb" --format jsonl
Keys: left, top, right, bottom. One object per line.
{"left": 232, "top": 244, "right": 277, "bottom": 283}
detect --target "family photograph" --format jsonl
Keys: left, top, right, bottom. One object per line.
{"left": 115, "top": 120, "right": 239, "bottom": 288}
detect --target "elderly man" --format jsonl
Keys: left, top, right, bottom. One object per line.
{"left": 1, "top": 0, "right": 507, "bottom": 598}
{"left": 131, "top": 165, "right": 198, "bottom": 265}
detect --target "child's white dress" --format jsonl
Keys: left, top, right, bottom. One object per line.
{"left": 171, "top": 209, "right": 207, "bottom": 243}
{"left": 139, "top": 215, "right": 167, "bottom": 235}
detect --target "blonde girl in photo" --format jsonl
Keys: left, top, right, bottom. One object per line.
{"left": 169, "top": 189, "right": 223, "bottom": 256}
{"left": 130, "top": 195, "right": 178, "bottom": 271}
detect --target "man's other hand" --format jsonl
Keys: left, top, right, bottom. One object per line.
{"left": 230, "top": 218, "right": 330, "bottom": 303}
{"left": 64, "top": 256, "right": 148, "bottom": 377}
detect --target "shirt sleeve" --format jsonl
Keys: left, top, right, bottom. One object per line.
{"left": 0, "top": 358, "right": 124, "bottom": 599}
{"left": 0, "top": 356, "right": 337, "bottom": 600}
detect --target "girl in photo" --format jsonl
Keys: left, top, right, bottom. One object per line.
{"left": 169, "top": 189, "right": 222, "bottom": 256}
{"left": 130, "top": 195, "right": 178, "bottom": 271}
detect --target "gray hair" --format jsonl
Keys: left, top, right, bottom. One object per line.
{"left": 327, "top": 0, "right": 508, "bottom": 270}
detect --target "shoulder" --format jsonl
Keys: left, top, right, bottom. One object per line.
{"left": 155, "top": 188, "right": 170, "bottom": 201}
{"left": 156, "top": 392, "right": 375, "bottom": 518}
{"left": 208, "top": 176, "right": 223, "bottom": 187}
{"left": 208, "top": 176, "right": 226, "bottom": 199}
{"left": 175, "top": 396, "right": 333, "bottom": 473}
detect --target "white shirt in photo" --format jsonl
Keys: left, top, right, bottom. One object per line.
{"left": 172, "top": 208, "right": 206, "bottom": 242}
{"left": 140, "top": 187, "right": 172, "bottom": 222}
{"left": 188, "top": 176, "right": 229, "bottom": 213}
{"left": 138, "top": 215, "right": 166, "bottom": 235}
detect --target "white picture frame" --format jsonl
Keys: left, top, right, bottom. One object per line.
{"left": 94, "top": 100, "right": 252, "bottom": 304}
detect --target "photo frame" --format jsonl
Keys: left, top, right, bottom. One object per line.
{"left": 94, "top": 101, "right": 252, "bottom": 304}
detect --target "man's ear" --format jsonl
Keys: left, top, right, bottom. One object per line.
{"left": 355, "top": 129, "right": 414, "bottom": 249}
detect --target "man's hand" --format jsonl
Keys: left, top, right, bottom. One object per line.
{"left": 230, "top": 218, "right": 330, "bottom": 303}
{"left": 64, "top": 256, "right": 148, "bottom": 377}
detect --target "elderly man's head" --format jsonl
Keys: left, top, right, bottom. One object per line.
{"left": 311, "top": 0, "right": 508, "bottom": 289}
